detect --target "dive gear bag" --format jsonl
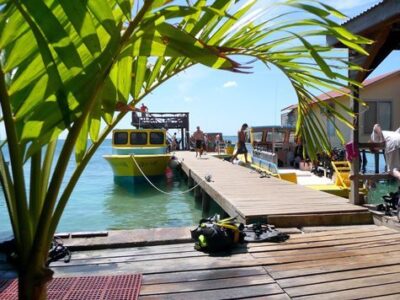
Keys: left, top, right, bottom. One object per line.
{"left": 191, "top": 215, "right": 245, "bottom": 252}
{"left": 191, "top": 215, "right": 290, "bottom": 253}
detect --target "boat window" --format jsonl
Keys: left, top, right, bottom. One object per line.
{"left": 150, "top": 132, "right": 164, "bottom": 145}
{"left": 288, "top": 132, "right": 296, "bottom": 143}
{"left": 266, "top": 131, "right": 285, "bottom": 143}
{"left": 252, "top": 131, "right": 263, "bottom": 143}
{"left": 114, "top": 132, "right": 128, "bottom": 145}
{"left": 130, "top": 132, "right": 147, "bottom": 145}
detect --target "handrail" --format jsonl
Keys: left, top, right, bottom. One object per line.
{"left": 358, "top": 142, "right": 385, "bottom": 149}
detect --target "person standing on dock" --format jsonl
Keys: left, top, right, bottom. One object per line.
{"left": 192, "top": 126, "right": 205, "bottom": 158}
{"left": 371, "top": 123, "right": 400, "bottom": 181}
{"left": 231, "top": 123, "right": 249, "bottom": 163}
{"left": 215, "top": 134, "right": 221, "bottom": 154}
{"left": 140, "top": 103, "right": 148, "bottom": 118}
{"left": 171, "top": 132, "right": 178, "bottom": 151}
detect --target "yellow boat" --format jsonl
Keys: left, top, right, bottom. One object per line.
{"left": 103, "top": 129, "right": 171, "bottom": 184}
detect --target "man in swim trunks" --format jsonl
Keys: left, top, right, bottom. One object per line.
{"left": 192, "top": 126, "right": 205, "bottom": 158}
{"left": 231, "top": 123, "right": 249, "bottom": 163}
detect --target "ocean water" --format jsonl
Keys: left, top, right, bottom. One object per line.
{"left": 0, "top": 140, "right": 202, "bottom": 237}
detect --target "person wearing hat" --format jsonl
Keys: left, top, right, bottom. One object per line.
{"left": 371, "top": 124, "right": 400, "bottom": 180}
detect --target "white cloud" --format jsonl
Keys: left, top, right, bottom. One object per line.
{"left": 223, "top": 81, "right": 238, "bottom": 88}
{"left": 183, "top": 96, "right": 193, "bottom": 102}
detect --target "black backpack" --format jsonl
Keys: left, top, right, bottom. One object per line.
{"left": 191, "top": 215, "right": 245, "bottom": 253}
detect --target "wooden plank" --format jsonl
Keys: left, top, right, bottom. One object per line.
{"left": 286, "top": 272, "right": 400, "bottom": 297}
{"left": 264, "top": 212, "right": 372, "bottom": 227}
{"left": 70, "top": 243, "right": 197, "bottom": 260}
{"left": 278, "top": 264, "right": 400, "bottom": 288}
{"left": 240, "top": 295, "right": 291, "bottom": 300}
{"left": 364, "top": 296, "right": 400, "bottom": 300}
{"left": 139, "top": 283, "right": 284, "bottom": 300}
{"left": 140, "top": 274, "right": 275, "bottom": 295}
{"left": 292, "top": 282, "right": 400, "bottom": 300}
{"left": 142, "top": 266, "right": 267, "bottom": 285}
{"left": 254, "top": 243, "right": 400, "bottom": 266}
{"left": 250, "top": 236, "right": 400, "bottom": 258}
{"left": 248, "top": 229, "right": 400, "bottom": 253}
{"left": 267, "top": 252, "right": 400, "bottom": 279}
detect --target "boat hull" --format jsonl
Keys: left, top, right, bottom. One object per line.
{"left": 103, "top": 154, "right": 171, "bottom": 179}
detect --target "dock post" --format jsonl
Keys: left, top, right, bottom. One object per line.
{"left": 374, "top": 153, "right": 380, "bottom": 173}
{"left": 188, "top": 176, "right": 194, "bottom": 189}
{"left": 202, "top": 190, "right": 210, "bottom": 214}
{"left": 194, "top": 185, "right": 202, "bottom": 203}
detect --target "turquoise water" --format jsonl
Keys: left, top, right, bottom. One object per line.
{"left": 0, "top": 140, "right": 202, "bottom": 237}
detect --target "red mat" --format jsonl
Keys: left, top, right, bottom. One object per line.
{"left": 0, "top": 274, "right": 142, "bottom": 300}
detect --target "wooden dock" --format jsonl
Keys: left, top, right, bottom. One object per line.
{"left": 176, "top": 152, "right": 372, "bottom": 227}
{"left": 48, "top": 225, "right": 400, "bottom": 299}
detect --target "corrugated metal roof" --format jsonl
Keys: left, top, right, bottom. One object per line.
{"left": 341, "top": 0, "right": 386, "bottom": 25}
{"left": 281, "top": 69, "right": 400, "bottom": 111}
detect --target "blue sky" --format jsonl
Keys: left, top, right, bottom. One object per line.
{"left": 114, "top": 0, "right": 400, "bottom": 136}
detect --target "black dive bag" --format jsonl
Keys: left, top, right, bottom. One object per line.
{"left": 191, "top": 215, "right": 245, "bottom": 253}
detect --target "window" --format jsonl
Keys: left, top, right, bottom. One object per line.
{"left": 114, "top": 132, "right": 128, "bottom": 145}
{"left": 288, "top": 132, "right": 296, "bottom": 143}
{"left": 266, "top": 131, "right": 285, "bottom": 143}
{"left": 364, "top": 101, "right": 392, "bottom": 134}
{"left": 130, "top": 132, "right": 147, "bottom": 145}
{"left": 320, "top": 102, "right": 336, "bottom": 138}
{"left": 327, "top": 117, "right": 335, "bottom": 137}
{"left": 252, "top": 131, "right": 263, "bottom": 143}
{"left": 150, "top": 132, "right": 164, "bottom": 144}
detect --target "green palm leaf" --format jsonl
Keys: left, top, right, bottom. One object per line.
{"left": 0, "top": 1, "right": 374, "bottom": 297}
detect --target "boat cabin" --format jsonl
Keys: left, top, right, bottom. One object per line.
{"left": 111, "top": 129, "right": 169, "bottom": 156}
{"left": 112, "top": 129, "right": 167, "bottom": 148}
{"left": 246, "top": 126, "right": 297, "bottom": 167}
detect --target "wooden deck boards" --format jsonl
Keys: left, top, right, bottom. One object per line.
{"left": 176, "top": 152, "right": 371, "bottom": 226}
{"left": 47, "top": 226, "right": 400, "bottom": 299}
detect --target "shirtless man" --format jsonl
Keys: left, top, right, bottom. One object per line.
{"left": 192, "top": 126, "right": 205, "bottom": 158}
{"left": 231, "top": 123, "right": 249, "bottom": 163}
{"left": 215, "top": 134, "right": 221, "bottom": 154}
{"left": 371, "top": 124, "right": 400, "bottom": 180}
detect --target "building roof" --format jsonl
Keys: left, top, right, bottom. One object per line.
{"left": 341, "top": 1, "right": 385, "bottom": 26}
{"left": 326, "top": 0, "right": 400, "bottom": 81}
{"left": 327, "top": 0, "right": 400, "bottom": 47}
{"left": 281, "top": 69, "right": 400, "bottom": 112}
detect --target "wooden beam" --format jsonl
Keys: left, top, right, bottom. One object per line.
{"left": 358, "top": 142, "right": 385, "bottom": 149}
{"left": 354, "top": 27, "right": 392, "bottom": 80}
{"left": 350, "top": 174, "right": 393, "bottom": 181}
{"left": 349, "top": 80, "right": 361, "bottom": 205}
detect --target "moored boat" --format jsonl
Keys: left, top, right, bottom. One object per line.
{"left": 103, "top": 129, "right": 171, "bottom": 184}
{"left": 237, "top": 126, "right": 352, "bottom": 197}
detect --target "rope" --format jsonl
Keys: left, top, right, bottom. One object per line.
{"left": 130, "top": 155, "right": 210, "bottom": 195}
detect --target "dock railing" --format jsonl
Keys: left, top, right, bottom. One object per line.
{"left": 356, "top": 142, "right": 392, "bottom": 181}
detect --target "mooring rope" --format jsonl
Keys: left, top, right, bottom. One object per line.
{"left": 130, "top": 155, "right": 210, "bottom": 195}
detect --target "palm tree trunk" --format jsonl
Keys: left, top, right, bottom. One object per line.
{"left": 18, "top": 261, "right": 53, "bottom": 300}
